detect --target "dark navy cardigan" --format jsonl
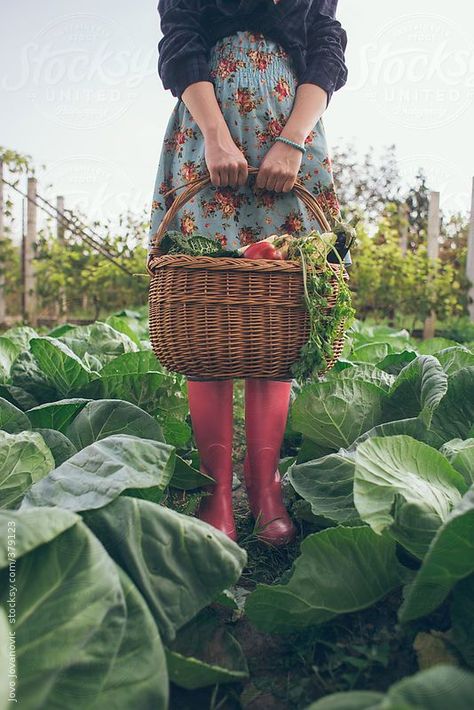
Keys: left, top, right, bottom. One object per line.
{"left": 157, "top": 0, "right": 348, "bottom": 105}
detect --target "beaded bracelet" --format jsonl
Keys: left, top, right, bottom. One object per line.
{"left": 274, "top": 135, "right": 306, "bottom": 154}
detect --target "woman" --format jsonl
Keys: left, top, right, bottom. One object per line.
{"left": 148, "top": 0, "right": 349, "bottom": 546}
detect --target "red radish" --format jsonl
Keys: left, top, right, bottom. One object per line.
{"left": 243, "top": 241, "right": 283, "bottom": 260}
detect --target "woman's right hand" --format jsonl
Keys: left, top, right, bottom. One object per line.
{"left": 204, "top": 125, "right": 248, "bottom": 188}
{"left": 180, "top": 81, "right": 248, "bottom": 188}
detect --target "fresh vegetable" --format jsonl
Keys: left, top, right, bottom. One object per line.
{"left": 159, "top": 231, "right": 241, "bottom": 258}
{"left": 1, "top": 315, "right": 474, "bottom": 700}
{"left": 242, "top": 241, "right": 283, "bottom": 260}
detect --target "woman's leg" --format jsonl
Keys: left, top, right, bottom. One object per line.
{"left": 244, "top": 378, "right": 297, "bottom": 546}
{"left": 187, "top": 379, "right": 236, "bottom": 541}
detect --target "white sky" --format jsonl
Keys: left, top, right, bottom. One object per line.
{"left": 1, "top": 0, "right": 473, "bottom": 239}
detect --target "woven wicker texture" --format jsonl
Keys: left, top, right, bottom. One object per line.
{"left": 148, "top": 166, "right": 347, "bottom": 379}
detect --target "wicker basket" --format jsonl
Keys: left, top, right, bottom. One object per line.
{"left": 147, "top": 166, "right": 348, "bottom": 380}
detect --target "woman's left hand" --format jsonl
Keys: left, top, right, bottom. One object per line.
{"left": 255, "top": 140, "right": 303, "bottom": 192}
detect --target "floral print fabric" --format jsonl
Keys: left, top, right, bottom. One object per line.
{"left": 148, "top": 29, "right": 351, "bottom": 265}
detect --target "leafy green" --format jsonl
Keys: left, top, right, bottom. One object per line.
{"left": 398, "top": 487, "right": 474, "bottom": 621}
{"left": 245, "top": 526, "right": 401, "bottom": 633}
{"left": 27, "top": 398, "right": 90, "bottom": 432}
{"left": 22, "top": 435, "right": 175, "bottom": 512}
{"left": 165, "top": 609, "right": 248, "bottom": 689}
{"left": 305, "top": 665, "right": 474, "bottom": 710}
{"left": 0, "top": 431, "right": 55, "bottom": 509}
{"left": 0, "top": 397, "right": 31, "bottom": 434}
{"left": 30, "top": 337, "right": 92, "bottom": 396}
{"left": 382, "top": 355, "right": 448, "bottom": 426}
{"left": 429, "top": 367, "right": 474, "bottom": 441}
{"left": 0, "top": 515, "right": 168, "bottom": 709}
{"left": 354, "top": 435, "right": 466, "bottom": 558}
{"left": 32, "top": 428, "right": 77, "bottom": 466}
{"left": 59, "top": 322, "right": 139, "bottom": 364}
{"left": 65, "top": 399, "right": 164, "bottom": 449}
{"left": 289, "top": 451, "right": 360, "bottom": 525}
{"left": 291, "top": 379, "right": 385, "bottom": 451}
{"left": 441, "top": 438, "right": 474, "bottom": 484}
{"left": 83, "top": 497, "right": 247, "bottom": 643}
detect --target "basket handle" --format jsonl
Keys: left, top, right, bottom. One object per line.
{"left": 148, "top": 165, "right": 332, "bottom": 260}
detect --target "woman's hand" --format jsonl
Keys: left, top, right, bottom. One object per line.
{"left": 204, "top": 125, "right": 248, "bottom": 188}
{"left": 255, "top": 140, "right": 303, "bottom": 192}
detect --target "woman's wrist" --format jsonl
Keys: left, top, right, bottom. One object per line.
{"left": 202, "top": 118, "right": 231, "bottom": 142}
{"left": 279, "top": 125, "right": 308, "bottom": 145}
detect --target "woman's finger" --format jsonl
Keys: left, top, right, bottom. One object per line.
{"left": 266, "top": 169, "right": 278, "bottom": 192}
{"left": 255, "top": 166, "right": 267, "bottom": 190}
{"left": 237, "top": 161, "right": 248, "bottom": 186}
{"left": 228, "top": 162, "right": 239, "bottom": 187}
{"left": 219, "top": 166, "right": 229, "bottom": 187}
{"left": 282, "top": 176, "right": 295, "bottom": 193}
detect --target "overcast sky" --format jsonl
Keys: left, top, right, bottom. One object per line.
{"left": 1, "top": 0, "right": 473, "bottom": 240}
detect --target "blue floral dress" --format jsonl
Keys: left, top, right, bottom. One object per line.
{"left": 147, "top": 28, "right": 351, "bottom": 267}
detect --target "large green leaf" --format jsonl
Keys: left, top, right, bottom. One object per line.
{"left": 30, "top": 337, "right": 92, "bottom": 397}
{"left": 0, "top": 385, "right": 38, "bottom": 412}
{"left": 289, "top": 452, "right": 360, "bottom": 525}
{"left": 376, "top": 349, "right": 417, "bottom": 374}
{"left": 170, "top": 454, "right": 214, "bottom": 490}
{"left": 418, "top": 337, "right": 459, "bottom": 354}
{"left": 0, "top": 431, "right": 55, "bottom": 509}
{"left": 166, "top": 608, "right": 248, "bottom": 689}
{"left": 66, "top": 399, "right": 164, "bottom": 450}
{"left": 59, "top": 322, "right": 139, "bottom": 364}
{"left": 398, "top": 487, "right": 474, "bottom": 622}
{"left": 382, "top": 356, "right": 448, "bottom": 426}
{"left": 326, "top": 364, "right": 395, "bottom": 391}
{"left": 0, "top": 397, "right": 31, "bottom": 434}
{"left": 10, "top": 350, "right": 57, "bottom": 404}
{"left": 80, "top": 371, "right": 188, "bottom": 420}
{"left": 99, "top": 351, "right": 164, "bottom": 376}
{"left": 105, "top": 316, "right": 142, "bottom": 347}
{"left": 291, "top": 380, "right": 385, "bottom": 451}
{"left": 354, "top": 436, "right": 466, "bottom": 558}
{"left": 0, "top": 510, "right": 168, "bottom": 709}
{"left": 0, "top": 507, "right": 80, "bottom": 568}
{"left": 305, "top": 665, "right": 474, "bottom": 710}
{"left": 350, "top": 416, "right": 444, "bottom": 450}
{"left": 0, "top": 518, "right": 126, "bottom": 709}
{"left": 351, "top": 342, "right": 392, "bottom": 364}
{"left": 22, "top": 435, "right": 175, "bottom": 512}
{"left": 33, "top": 428, "right": 77, "bottom": 466}
{"left": 435, "top": 346, "right": 474, "bottom": 375}
{"left": 245, "top": 526, "right": 401, "bottom": 633}
{"left": 27, "top": 398, "right": 90, "bottom": 432}
{"left": 90, "top": 565, "right": 168, "bottom": 710}
{"left": 450, "top": 573, "right": 474, "bottom": 668}
{"left": 0, "top": 337, "right": 20, "bottom": 384}
{"left": 430, "top": 367, "right": 474, "bottom": 441}
{"left": 1, "top": 326, "right": 37, "bottom": 351}
{"left": 440, "top": 438, "right": 474, "bottom": 484}
{"left": 83, "top": 497, "right": 247, "bottom": 643}
{"left": 305, "top": 690, "right": 384, "bottom": 709}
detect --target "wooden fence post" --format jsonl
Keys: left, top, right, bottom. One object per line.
{"left": 399, "top": 203, "right": 409, "bottom": 255}
{"left": 467, "top": 177, "right": 474, "bottom": 323}
{"left": 0, "top": 160, "right": 6, "bottom": 325}
{"left": 23, "top": 176, "right": 37, "bottom": 326}
{"left": 56, "top": 195, "right": 68, "bottom": 321}
{"left": 423, "top": 191, "right": 440, "bottom": 340}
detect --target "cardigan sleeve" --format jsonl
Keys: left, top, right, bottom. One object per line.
{"left": 157, "top": 0, "right": 212, "bottom": 99}
{"left": 298, "top": 0, "right": 348, "bottom": 106}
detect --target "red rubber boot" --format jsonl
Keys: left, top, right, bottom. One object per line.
{"left": 187, "top": 379, "right": 237, "bottom": 541}
{"left": 244, "top": 379, "right": 297, "bottom": 546}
